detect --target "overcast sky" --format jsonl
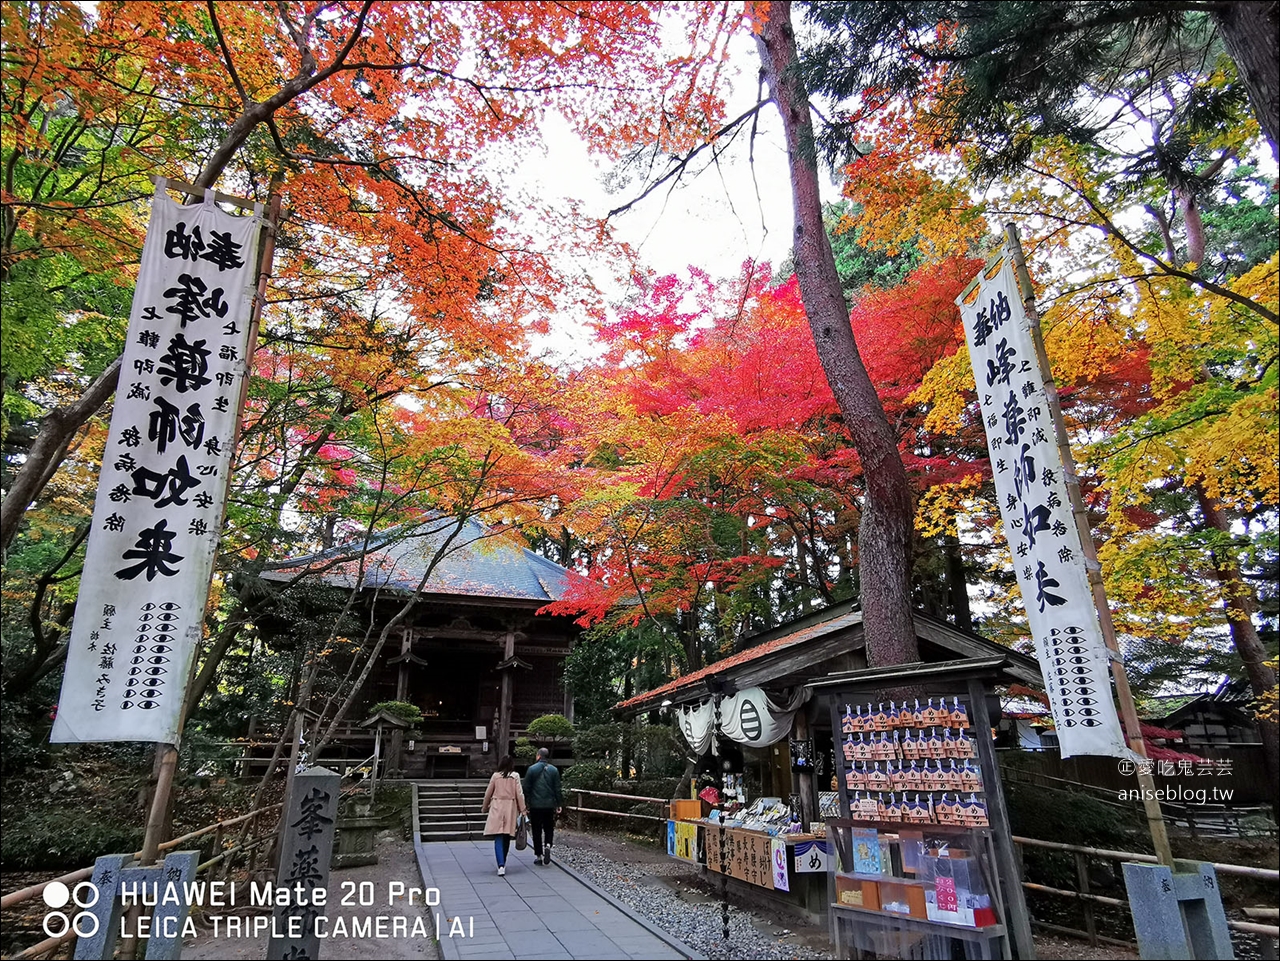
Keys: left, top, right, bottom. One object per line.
{"left": 503, "top": 24, "right": 825, "bottom": 361}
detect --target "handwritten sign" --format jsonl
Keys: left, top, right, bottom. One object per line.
{"left": 957, "top": 252, "right": 1126, "bottom": 758}
{"left": 705, "top": 826, "right": 775, "bottom": 889}
{"left": 52, "top": 184, "right": 260, "bottom": 743}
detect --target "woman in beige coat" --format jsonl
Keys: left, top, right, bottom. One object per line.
{"left": 481, "top": 755, "right": 526, "bottom": 876}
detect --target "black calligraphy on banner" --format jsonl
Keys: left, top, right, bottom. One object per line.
{"left": 956, "top": 252, "right": 1127, "bottom": 758}
{"left": 52, "top": 184, "right": 261, "bottom": 744}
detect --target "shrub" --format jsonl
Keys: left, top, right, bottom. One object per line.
{"left": 1, "top": 804, "right": 143, "bottom": 870}
{"left": 527, "top": 714, "right": 575, "bottom": 743}
{"left": 562, "top": 761, "right": 615, "bottom": 793}
{"left": 513, "top": 736, "right": 536, "bottom": 762}
{"left": 574, "top": 722, "right": 625, "bottom": 762}
{"left": 633, "top": 777, "right": 682, "bottom": 802}
{"left": 634, "top": 724, "right": 683, "bottom": 777}
{"left": 368, "top": 701, "right": 423, "bottom": 723}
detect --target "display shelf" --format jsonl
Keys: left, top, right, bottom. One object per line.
{"left": 827, "top": 817, "right": 990, "bottom": 836}
{"left": 830, "top": 902, "right": 1006, "bottom": 936}
{"left": 837, "top": 872, "right": 927, "bottom": 886}
{"left": 814, "top": 664, "right": 1037, "bottom": 959}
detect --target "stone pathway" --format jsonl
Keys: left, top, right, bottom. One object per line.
{"left": 415, "top": 839, "right": 697, "bottom": 960}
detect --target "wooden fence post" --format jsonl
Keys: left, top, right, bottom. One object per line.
{"left": 1075, "top": 851, "right": 1098, "bottom": 946}
{"left": 576, "top": 790, "right": 583, "bottom": 832}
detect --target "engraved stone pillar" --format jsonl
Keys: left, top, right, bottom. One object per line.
{"left": 267, "top": 766, "right": 340, "bottom": 961}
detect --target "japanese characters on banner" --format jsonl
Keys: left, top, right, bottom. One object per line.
{"left": 794, "top": 837, "right": 830, "bottom": 873}
{"left": 51, "top": 183, "right": 261, "bottom": 743}
{"left": 956, "top": 251, "right": 1127, "bottom": 759}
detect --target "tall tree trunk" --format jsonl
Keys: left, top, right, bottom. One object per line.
{"left": 0, "top": 359, "right": 120, "bottom": 554}
{"left": 756, "top": 2, "right": 919, "bottom": 667}
{"left": 1211, "top": 1, "right": 1279, "bottom": 153}
{"left": 680, "top": 607, "right": 702, "bottom": 671}
{"left": 944, "top": 533, "right": 974, "bottom": 632}
{"left": 1195, "top": 484, "right": 1279, "bottom": 809}
{"left": 1176, "top": 187, "right": 1206, "bottom": 266}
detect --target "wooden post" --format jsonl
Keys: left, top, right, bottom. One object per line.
{"left": 247, "top": 807, "right": 260, "bottom": 876}
{"left": 1004, "top": 222, "right": 1175, "bottom": 868}
{"left": 497, "top": 629, "right": 515, "bottom": 755}
{"left": 792, "top": 709, "right": 816, "bottom": 829}
{"left": 389, "top": 629, "right": 411, "bottom": 773}
{"left": 576, "top": 790, "right": 583, "bottom": 832}
{"left": 371, "top": 722, "right": 382, "bottom": 806}
{"left": 968, "top": 678, "right": 1036, "bottom": 960}
{"left": 118, "top": 743, "right": 181, "bottom": 960}
{"left": 1075, "top": 851, "right": 1098, "bottom": 945}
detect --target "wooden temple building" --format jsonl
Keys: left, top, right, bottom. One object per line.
{"left": 261, "top": 520, "right": 584, "bottom": 778}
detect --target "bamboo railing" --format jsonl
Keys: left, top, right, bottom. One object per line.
{"left": 2, "top": 803, "right": 283, "bottom": 960}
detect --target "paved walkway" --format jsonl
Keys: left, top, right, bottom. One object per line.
{"left": 415, "top": 839, "right": 694, "bottom": 960}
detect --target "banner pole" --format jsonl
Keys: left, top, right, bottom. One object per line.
{"left": 1003, "top": 223, "right": 1174, "bottom": 866}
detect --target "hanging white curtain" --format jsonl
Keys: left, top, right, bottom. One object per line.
{"left": 674, "top": 686, "right": 809, "bottom": 754}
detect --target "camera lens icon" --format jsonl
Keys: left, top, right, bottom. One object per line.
{"left": 42, "top": 880, "right": 100, "bottom": 938}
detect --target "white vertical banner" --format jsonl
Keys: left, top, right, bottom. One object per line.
{"left": 957, "top": 251, "right": 1127, "bottom": 758}
{"left": 52, "top": 184, "right": 261, "bottom": 743}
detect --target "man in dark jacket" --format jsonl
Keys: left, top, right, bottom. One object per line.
{"left": 523, "top": 747, "right": 563, "bottom": 865}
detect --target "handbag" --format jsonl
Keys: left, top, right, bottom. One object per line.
{"left": 514, "top": 813, "right": 529, "bottom": 851}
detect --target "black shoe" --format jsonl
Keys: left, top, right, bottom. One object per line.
{"left": 543, "top": 844, "right": 553, "bottom": 864}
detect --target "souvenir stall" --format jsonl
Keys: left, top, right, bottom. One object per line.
{"left": 810, "top": 657, "right": 1035, "bottom": 961}
{"left": 665, "top": 684, "right": 834, "bottom": 914}
{"left": 613, "top": 603, "right": 1042, "bottom": 928}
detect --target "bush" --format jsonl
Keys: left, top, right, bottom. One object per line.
{"left": 1005, "top": 781, "right": 1145, "bottom": 849}
{"left": 634, "top": 724, "right": 683, "bottom": 778}
{"left": 513, "top": 736, "right": 536, "bottom": 762}
{"left": 2, "top": 811, "right": 144, "bottom": 870}
{"left": 368, "top": 700, "right": 423, "bottom": 723}
{"left": 562, "top": 761, "right": 615, "bottom": 793}
{"left": 574, "top": 722, "right": 624, "bottom": 762}
{"left": 527, "top": 714, "right": 575, "bottom": 743}
{"left": 1005, "top": 780, "right": 1148, "bottom": 890}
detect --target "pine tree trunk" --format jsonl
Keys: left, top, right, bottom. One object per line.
{"left": 756, "top": 1, "right": 919, "bottom": 668}
{"left": 944, "top": 533, "right": 974, "bottom": 632}
{"left": 1195, "top": 485, "right": 1279, "bottom": 810}
{"left": 1211, "top": 1, "right": 1279, "bottom": 153}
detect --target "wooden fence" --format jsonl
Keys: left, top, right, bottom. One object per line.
{"left": 1012, "top": 834, "right": 1279, "bottom": 950}
{"left": 567, "top": 789, "right": 668, "bottom": 831}
{"left": 1, "top": 803, "right": 282, "bottom": 961}
{"left": 563, "top": 793, "right": 1280, "bottom": 953}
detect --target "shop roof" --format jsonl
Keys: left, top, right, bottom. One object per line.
{"left": 1140, "top": 677, "right": 1256, "bottom": 725}
{"left": 615, "top": 608, "right": 862, "bottom": 714}
{"left": 614, "top": 603, "right": 1042, "bottom": 716}
{"left": 260, "top": 518, "right": 584, "bottom": 605}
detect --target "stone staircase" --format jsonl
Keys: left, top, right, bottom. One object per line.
{"left": 414, "top": 779, "right": 490, "bottom": 842}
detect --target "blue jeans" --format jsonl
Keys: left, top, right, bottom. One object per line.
{"left": 494, "top": 835, "right": 511, "bottom": 866}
